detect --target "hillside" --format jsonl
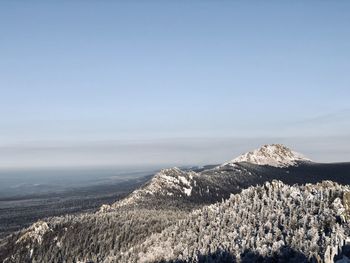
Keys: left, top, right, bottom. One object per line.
{"left": 115, "top": 181, "right": 350, "bottom": 263}
{"left": 1, "top": 144, "right": 350, "bottom": 263}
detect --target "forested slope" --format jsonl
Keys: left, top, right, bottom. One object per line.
{"left": 115, "top": 181, "right": 350, "bottom": 263}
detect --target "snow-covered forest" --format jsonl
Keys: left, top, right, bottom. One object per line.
{"left": 111, "top": 181, "right": 350, "bottom": 263}
{"left": 2, "top": 145, "right": 350, "bottom": 263}
{"left": 2, "top": 180, "right": 350, "bottom": 263}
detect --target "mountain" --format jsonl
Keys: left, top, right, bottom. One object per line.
{"left": 104, "top": 144, "right": 349, "bottom": 210}
{"left": 1, "top": 144, "right": 350, "bottom": 263}
{"left": 221, "top": 144, "right": 310, "bottom": 168}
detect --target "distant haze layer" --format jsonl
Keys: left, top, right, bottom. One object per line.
{"left": 0, "top": 136, "right": 349, "bottom": 169}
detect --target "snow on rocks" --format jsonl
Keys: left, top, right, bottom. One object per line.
{"left": 111, "top": 167, "right": 197, "bottom": 209}
{"left": 16, "top": 221, "right": 51, "bottom": 245}
{"left": 99, "top": 204, "right": 112, "bottom": 213}
{"left": 222, "top": 144, "right": 311, "bottom": 168}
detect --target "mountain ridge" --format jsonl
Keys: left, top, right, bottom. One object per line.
{"left": 107, "top": 144, "right": 313, "bottom": 209}
{"left": 2, "top": 144, "right": 350, "bottom": 263}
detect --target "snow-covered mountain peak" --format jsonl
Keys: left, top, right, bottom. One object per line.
{"left": 222, "top": 144, "right": 311, "bottom": 168}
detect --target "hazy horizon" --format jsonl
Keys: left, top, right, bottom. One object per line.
{"left": 1, "top": 1, "right": 350, "bottom": 168}
{"left": 1, "top": 136, "right": 349, "bottom": 170}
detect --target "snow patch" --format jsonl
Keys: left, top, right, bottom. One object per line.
{"left": 99, "top": 204, "right": 112, "bottom": 213}
{"left": 183, "top": 186, "right": 192, "bottom": 196}
{"left": 16, "top": 221, "right": 51, "bottom": 245}
{"left": 178, "top": 175, "right": 190, "bottom": 186}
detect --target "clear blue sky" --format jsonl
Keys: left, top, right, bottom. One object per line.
{"left": 0, "top": 1, "right": 350, "bottom": 168}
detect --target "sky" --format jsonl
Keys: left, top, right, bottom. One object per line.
{"left": 0, "top": 1, "right": 350, "bottom": 169}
